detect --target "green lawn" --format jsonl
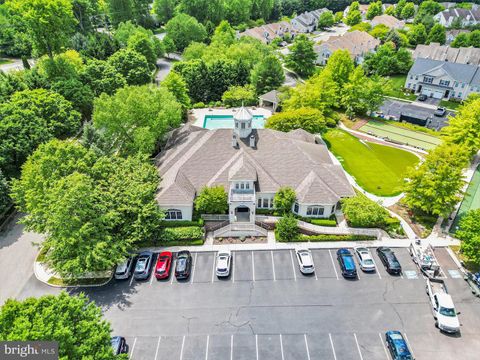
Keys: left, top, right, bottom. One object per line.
{"left": 323, "top": 129, "right": 419, "bottom": 197}
{"left": 385, "top": 75, "right": 417, "bottom": 101}
{"left": 439, "top": 99, "right": 462, "bottom": 111}
{"left": 451, "top": 164, "right": 480, "bottom": 234}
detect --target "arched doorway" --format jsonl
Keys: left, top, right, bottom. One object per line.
{"left": 234, "top": 206, "right": 250, "bottom": 222}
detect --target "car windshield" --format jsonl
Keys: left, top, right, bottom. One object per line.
{"left": 439, "top": 306, "right": 456, "bottom": 317}
{"left": 363, "top": 259, "right": 374, "bottom": 265}
{"left": 135, "top": 259, "right": 146, "bottom": 271}
{"left": 177, "top": 258, "right": 186, "bottom": 271}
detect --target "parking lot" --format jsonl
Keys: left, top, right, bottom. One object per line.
{"left": 77, "top": 247, "right": 480, "bottom": 360}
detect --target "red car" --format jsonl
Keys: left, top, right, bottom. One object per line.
{"left": 154, "top": 251, "right": 172, "bottom": 279}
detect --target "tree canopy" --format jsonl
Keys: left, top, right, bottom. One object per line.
{"left": 273, "top": 187, "right": 296, "bottom": 214}
{"left": 195, "top": 186, "right": 228, "bottom": 214}
{"left": 265, "top": 107, "right": 326, "bottom": 134}
{"left": 285, "top": 34, "right": 317, "bottom": 78}
{"left": 457, "top": 209, "right": 480, "bottom": 265}
{"left": 250, "top": 54, "right": 285, "bottom": 95}
{"left": 165, "top": 13, "right": 207, "bottom": 51}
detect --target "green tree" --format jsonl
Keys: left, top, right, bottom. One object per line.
{"left": 72, "top": 32, "right": 120, "bottom": 60}
{"left": 427, "top": 23, "right": 446, "bottom": 44}
{"left": 366, "top": 1, "right": 382, "bottom": 20}
{"left": 457, "top": 209, "right": 480, "bottom": 265}
{"left": 0, "top": 89, "right": 81, "bottom": 178}
{"left": 395, "top": 0, "right": 407, "bottom": 18}
{"left": 451, "top": 33, "right": 470, "bottom": 47}
{"left": 106, "top": 0, "right": 133, "bottom": 27}
{"left": 178, "top": 0, "right": 226, "bottom": 24}
{"left": 127, "top": 31, "right": 161, "bottom": 67}
{"left": 318, "top": 10, "right": 335, "bottom": 28}
{"left": 71, "top": 0, "right": 98, "bottom": 33}
{"left": 324, "top": 49, "right": 354, "bottom": 88}
{"left": 0, "top": 5, "right": 33, "bottom": 58}
{"left": 265, "top": 107, "right": 326, "bottom": 134}
{"left": 222, "top": 85, "right": 256, "bottom": 107}
{"left": 6, "top": 0, "right": 76, "bottom": 58}
{"left": 416, "top": 0, "right": 444, "bottom": 20}
{"left": 407, "top": 24, "right": 427, "bottom": 46}
{"left": 251, "top": 0, "right": 274, "bottom": 20}
{"left": 51, "top": 78, "right": 94, "bottom": 119}
{"left": 211, "top": 20, "right": 236, "bottom": 47}
{"left": 403, "top": 144, "right": 469, "bottom": 216}
{"left": 93, "top": 85, "right": 181, "bottom": 155}
{"left": 0, "top": 292, "right": 117, "bottom": 359}
{"left": 165, "top": 13, "right": 207, "bottom": 51}
{"left": 11, "top": 140, "right": 164, "bottom": 275}
{"left": 195, "top": 186, "right": 228, "bottom": 214}
{"left": 363, "top": 42, "right": 413, "bottom": 76}
{"left": 369, "top": 24, "right": 390, "bottom": 40}
{"left": 273, "top": 186, "right": 296, "bottom": 214}
{"left": 286, "top": 34, "right": 316, "bottom": 78}
{"left": 275, "top": 214, "right": 299, "bottom": 241}
{"left": 0, "top": 170, "right": 10, "bottom": 214}
{"left": 400, "top": 2, "right": 415, "bottom": 19}
{"left": 250, "top": 54, "right": 285, "bottom": 95}
{"left": 153, "top": 0, "right": 176, "bottom": 24}
{"left": 469, "top": 30, "right": 480, "bottom": 48}
{"left": 334, "top": 11, "right": 344, "bottom": 23}
{"left": 114, "top": 20, "right": 152, "bottom": 46}
{"left": 107, "top": 48, "right": 151, "bottom": 85}
{"left": 225, "top": 0, "right": 252, "bottom": 25}
{"left": 443, "top": 97, "right": 480, "bottom": 156}
{"left": 162, "top": 71, "right": 191, "bottom": 110}
{"left": 345, "top": 9, "right": 362, "bottom": 26}
{"left": 385, "top": 5, "right": 395, "bottom": 16}
{"left": 163, "top": 36, "right": 177, "bottom": 56}
{"left": 80, "top": 59, "right": 127, "bottom": 96}
{"left": 341, "top": 195, "right": 390, "bottom": 228}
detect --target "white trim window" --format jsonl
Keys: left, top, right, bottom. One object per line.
{"left": 165, "top": 209, "right": 183, "bottom": 220}
{"left": 306, "top": 206, "right": 324, "bottom": 216}
{"left": 257, "top": 197, "right": 273, "bottom": 209}
{"left": 293, "top": 202, "right": 299, "bottom": 214}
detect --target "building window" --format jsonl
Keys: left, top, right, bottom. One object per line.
{"left": 240, "top": 183, "right": 245, "bottom": 189}
{"left": 245, "top": 183, "right": 250, "bottom": 189}
{"left": 257, "top": 198, "right": 262, "bottom": 208}
{"left": 235, "top": 183, "right": 239, "bottom": 189}
{"left": 409, "top": 75, "right": 413, "bottom": 80}
{"left": 235, "top": 122, "right": 238, "bottom": 128}
{"left": 407, "top": 83, "right": 411, "bottom": 88}
{"left": 165, "top": 209, "right": 182, "bottom": 220}
{"left": 459, "top": 92, "right": 462, "bottom": 98}
{"left": 294, "top": 202, "right": 299, "bottom": 213}
{"left": 423, "top": 76, "right": 433, "bottom": 84}
{"left": 263, "top": 198, "right": 269, "bottom": 208}
{"left": 306, "top": 206, "right": 325, "bottom": 216}
{"left": 439, "top": 80, "right": 450, "bottom": 87}
{"left": 241, "top": 123, "right": 245, "bottom": 129}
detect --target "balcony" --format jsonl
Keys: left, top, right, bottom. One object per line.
{"left": 229, "top": 188, "right": 255, "bottom": 203}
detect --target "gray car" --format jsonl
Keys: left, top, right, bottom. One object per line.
{"left": 114, "top": 256, "right": 135, "bottom": 280}
{"left": 134, "top": 251, "right": 154, "bottom": 280}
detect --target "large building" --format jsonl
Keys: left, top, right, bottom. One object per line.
{"left": 405, "top": 57, "right": 480, "bottom": 101}
{"left": 370, "top": 14, "right": 405, "bottom": 29}
{"left": 238, "top": 21, "right": 294, "bottom": 44}
{"left": 291, "top": 8, "right": 328, "bottom": 33}
{"left": 413, "top": 43, "right": 480, "bottom": 65}
{"left": 434, "top": 7, "right": 480, "bottom": 27}
{"left": 155, "top": 108, "right": 354, "bottom": 236}
{"left": 314, "top": 30, "right": 380, "bottom": 65}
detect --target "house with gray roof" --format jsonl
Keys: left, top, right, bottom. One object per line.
{"left": 446, "top": 29, "right": 471, "bottom": 45}
{"left": 434, "top": 8, "right": 480, "bottom": 27}
{"left": 155, "top": 107, "right": 354, "bottom": 236}
{"left": 291, "top": 8, "right": 328, "bottom": 33}
{"left": 413, "top": 43, "right": 480, "bottom": 66}
{"left": 405, "top": 58, "right": 480, "bottom": 100}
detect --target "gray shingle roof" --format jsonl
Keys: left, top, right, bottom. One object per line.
{"left": 409, "top": 57, "right": 480, "bottom": 84}
{"left": 155, "top": 126, "right": 354, "bottom": 205}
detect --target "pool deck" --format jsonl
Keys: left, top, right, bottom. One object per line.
{"left": 191, "top": 107, "right": 273, "bottom": 128}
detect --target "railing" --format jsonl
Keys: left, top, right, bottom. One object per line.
{"left": 201, "top": 214, "right": 229, "bottom": 221}
{"left": 205, "top": 220, "right": 230, "bottom": 232}
{"left": 213, "top": 223, "right": 268, "bottom": 238}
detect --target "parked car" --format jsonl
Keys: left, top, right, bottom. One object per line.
{"left": 216, "top": 250, "right": 232, "bottom": 278}
{"left": 114, "top": 256, "right": 135, "bottom": 280}
{"left": 296, "top": 249, "right": 315, "bottom": 275}
{"left": 354, "top": 246, "right": 376, "bottom": 272}
{"left": 377, "top": 247, "right": 402, "bottom": 275}
{"left": 155, "top": 251, "right": 172, "bottom": 280}
{"left": 426, "top": 278, "right": 460, "bottom": 333}
{"left": 434, "top": 107, "right": 446, "bottom": 117}
{"left": 385, "top": 331, "right": 414, "bottom": 360}
{"left": 175, "top": 250, "right": 192, "bottom": 280}
{"left": 336, "top": 248, "right": 357, "bottom": 279}
{"left": 417, "top": 94, "right": 427, "bottom": 101}
{"left": 134, "top": 251, "right": 154, "bottom": 280}
{"left": 111, "top": 336, "right": 128, "bottom": 355}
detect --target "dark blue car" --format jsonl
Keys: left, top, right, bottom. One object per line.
{"left": 385, "top": 331, "right": 414, "bottom": 360}
{"left": 336, "top": 248, "right": 357, "bottom": 278}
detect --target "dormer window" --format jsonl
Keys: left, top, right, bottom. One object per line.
{"left": 423, "top": 76, "right": 433, "bottom": 84}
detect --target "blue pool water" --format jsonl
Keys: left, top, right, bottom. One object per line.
{"left": 203, "top": 115, "right": 265, "bottom": 129}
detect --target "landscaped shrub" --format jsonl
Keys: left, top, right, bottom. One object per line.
{"left": 256, "top": 208, "right": 280, "bottom": 216}
{"left": 159, "top": 219, "right": 204, "bottom": 228}
{"left": 341, "top": 195, "right": 390, "bottom": 228}
{"left": 309, "top": 218, "right": 337, "bottom": 227}
{"left": 275, "top": 214, "right": 299, "bottom": 241}
{"left": 273, "top": 187, "right": 296, "bottom": 214}
{"left": 160, "top": 226, "right": 204, "bottom": 242}
{"left": 193, "top": 102, "right": 205, "bottom": 108}
{"left": 195, "top": 186, "right": 228, "bottom": 214}
{"left": 277, "top": 234, "right": 376, "bottom": 242}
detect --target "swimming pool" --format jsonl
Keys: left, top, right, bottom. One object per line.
{"left": 203, "top": 115, "right": 265, "bottom": 129}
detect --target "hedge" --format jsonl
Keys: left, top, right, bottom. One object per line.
{"left": 160, "top": 226, "right": 204, "bottom": 242}
{"left": 276, "top": 233, "right": 376, "bottom": 242}
{"left": 160, "top": 219, "right": 204, "bottom": 228}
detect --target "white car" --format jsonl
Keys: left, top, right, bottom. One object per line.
{"left": 296, "top": 249, "right": 315, "bottom": 274}
{"left": 354, "top": 246, "right": 376, "bottom": 272}
{"left": 216, "top": 250, "right": 232, "bottom": 277}
{"left": 114, "top": 256, "right": 135, "bottom": 280}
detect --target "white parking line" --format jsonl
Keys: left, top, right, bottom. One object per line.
{"left": 179, "top": 335, "right": 185, "bottom": 360}
{"left": 329, "top": 333, "right": 337, "bottom": 360}
{"left": 129, "top": 337, "right": 137, "bottom": 360}
{"left": 150, "top": 269, "right": 155, "bottom": 285}
{"left": 205, "top": 335, "right": 209, "bottom": 360}
{"left": 129, "top": 273, "right": 135, "bottom": 286}
{"left": 232, "top": 252, "right": 235, "bottom": 283}
{"left": 370, "top": 256, "right": 382, "bottom": 279}
{"left": 354, "top": 333, "right": 364, "bottom": 360}
{"left": 279, "top": 334, "right": 285, "bottom": 360}
{"left": 190, "top": 253, "right": 197, "bottom": 283}
{"left": 379, "top": 333, "right": 391, "bottom": 360}
{"left": 403, "top": 333, "right": 415, "bottom": 359}
{"left": 304, "top": 334, "right": 311, "bottom": 360}
{"left": 211, "top": 252, "right": 217, "bottom": 283}
{"left": 328, "top": 250, "right": 339, "bottom": 280}
{"left": 290, "top": 250, "right": 297, "bottom": 281}
{"left": 271, "top": 251, "right": 276, "bottom": 281}
{"left": 154, "top": 336, "right": 161, "bottom": 360}
{"left": 170, "top": 259, "right": 176, "bottom": 284}
{"left": 255, "top": 334, "right": 259, "bottom": 360}
{"left": 310, "top": 252, "right": 318, "bottom": 280}
{"left": 400, "top": 272, "right": 404, "bottom": 279}
{"left": 230, "top": 334, "right": 233, "bottom": 360}
{"left": 252, "top": 251, "right": 255, "bottom": 282}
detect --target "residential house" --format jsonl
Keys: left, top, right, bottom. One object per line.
{"left": 238, "top": 21, "right": 294, "bottom": 44}
{"left": 405, "top": 57, "right": 480, "bottom": 101}
{"left": 370, "top": 14, "right": 405, "bottom": 29}
{"left": 291, "top": 8, "right": 328, "bottom": 33}
{"left": 314, "top": 30, "right": 380, "bottom": 65}
{"left": 155, "top": 107, "right": 354, "bottom": 236}
{"left": 434, "top": 8, "right": 480, "bottom": 27}
{"left": 413, "top": 43, "right": 480, "bottom": 65}
{"left": 446, "top": 29, "right": 471, "bottom": 45}
{"left": 343, "top": 4, "right": 370, "bottom": 19}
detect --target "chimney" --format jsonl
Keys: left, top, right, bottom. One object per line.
{"left": 249, "top": 134, "right": 256, "bottom": 148}
{"left": 232, "top": 134, "right": 238, "bottom": 148}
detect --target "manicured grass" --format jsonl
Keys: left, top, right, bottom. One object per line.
{"left": 450, "top": 245, "right": 480, "bottom": 273}
{"left": 323, "top": 129, "right": 419, "bottom": 197}
{"left": 451, "top": 164, "right": 480, "bottom": 233}
{"left": 359, "top": 119, "right": 442, "bottom": 150}
{"left": 0, "top": 58, "right": 13, "bottom": 65}
{"left": 439, "top": 99, "right": 462, "bottom": 111}
{"left": 385, "top": 75, "right": 417, "bottom": 101}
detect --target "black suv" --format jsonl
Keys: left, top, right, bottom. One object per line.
{"left": 175, "top": 250, "right": 192, "bottom": 280}
{"left": 376, "top": 247, "right": 402, "bottom": 275}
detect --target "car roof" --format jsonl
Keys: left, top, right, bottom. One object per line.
{"left": 342, "top": 255, "right": 355, "bottom": 269}
{"left": 218, "top": 250, "right": 231, "bottom": 256}
{"left": 355, "top": 247, "right": 369, "bottom": 253}
{"left": 159, "top": 251, "right": 172, "bottom": 256}
{"left": 138, "top": 251, "right": 152, "bottom": 257}
{"left": 116, "top": 259, "right": 130, "bottom": 272}
{"left": 177, "top": 250, "right": 190, "bottom": 256}
{"left": 338, "top": 248, "right": 351, "bottom": 255}
{"left": 437, "top": 293, "right": 454, "bottom": 307}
